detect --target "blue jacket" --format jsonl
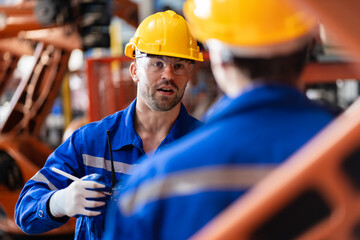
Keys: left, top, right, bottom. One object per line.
{"left": 15, "top": 99, "right": 202, "bottom": 240}
{"left": 103, "top": 85, "right": 335, "bottom": 240}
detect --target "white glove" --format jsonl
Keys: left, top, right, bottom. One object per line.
{"left": 49, "top": 178, "right": 109, "bottom": 218}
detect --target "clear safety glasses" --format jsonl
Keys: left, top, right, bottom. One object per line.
{"left": 135, "top": 53, "right": 195, "bottom": 76}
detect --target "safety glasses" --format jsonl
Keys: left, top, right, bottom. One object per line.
{"left": 135, "top": 53, "right": 195, "bottom": 76}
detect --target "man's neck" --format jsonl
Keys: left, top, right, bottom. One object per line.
{"left": 134, "top": 100, "right": 181, "bottom": 153}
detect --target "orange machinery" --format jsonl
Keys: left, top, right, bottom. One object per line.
{"left": 0, "top": 36, "right": 76, "bottom": 239}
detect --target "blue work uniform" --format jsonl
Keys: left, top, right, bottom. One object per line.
{"left": 103, "top": 85, "right": 335, "bottom": 240}
{"left": 14, "top": 99, "right": 202, "bottom": 240}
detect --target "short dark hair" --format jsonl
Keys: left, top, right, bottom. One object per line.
{"left": 233, "top": 44, "right": 309, "bottom": 85}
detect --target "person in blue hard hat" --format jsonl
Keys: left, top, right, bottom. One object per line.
{"left": 14, "top": 10, "right": 203, "bottom": 240}
{"left": 103, "top": 0, "right": 337, "bottom": 239}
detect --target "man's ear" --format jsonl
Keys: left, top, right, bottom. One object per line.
{"left": 129, "top": 62, "right": 139, "bottom": 83}
{"left": 185, "top": 75, "right": 191, "bottom": 85}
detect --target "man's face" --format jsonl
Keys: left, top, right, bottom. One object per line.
{"left": 132, "top": 54, "right": 194, "bottom": 111}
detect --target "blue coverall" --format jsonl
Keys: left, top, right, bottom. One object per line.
{"left": 103, "top": 85, "right": 335, "bottom": 240}
{"left": 15, "top": 99, "right": 202, "bottom": 240}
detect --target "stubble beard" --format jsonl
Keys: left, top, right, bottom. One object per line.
{"left": 139, "top": 82, "right": 185, "bottom": 112}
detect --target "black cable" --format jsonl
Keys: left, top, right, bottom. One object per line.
{"left": 106, "top": 130, "right": 116, "bottom": 188}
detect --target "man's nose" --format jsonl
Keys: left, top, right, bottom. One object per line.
{"left": 161, "top": 64, "right": 175, "bottom": 78}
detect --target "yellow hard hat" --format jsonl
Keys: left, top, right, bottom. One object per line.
{"left": 125, "top": 10, "right": 203, "bottom": 61}
{"left": 183, "top": 0, "right": 316, "bottom": 48}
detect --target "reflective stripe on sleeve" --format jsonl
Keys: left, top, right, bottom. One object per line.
{"left": 82, "top": 154, "right": 134, "bottom": 174}
{"left": 31, "top": 171, "right": 58, "bottom": 190}
{"left": 119, "top": 165, "right": 276, "bottom": 216}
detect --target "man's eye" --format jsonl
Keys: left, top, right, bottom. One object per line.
{"left": 153, "top": 61, "right": 164, "bottom": 68}
{"left": 173, "top": 63, "right": 185, "bottom": 70}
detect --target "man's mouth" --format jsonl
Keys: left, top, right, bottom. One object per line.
{"left": 157, "top": 87, "right": 174, "bottom": 93}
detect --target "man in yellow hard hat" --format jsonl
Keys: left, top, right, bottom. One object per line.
{"left": 103, "top": 1, "right": 336, "bottom": 239}
{"left": 14, "top": 10, "right": 203, "bottom": 240}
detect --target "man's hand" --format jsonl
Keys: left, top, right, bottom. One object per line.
{"left": 49, "top": 175, "right": 111, "bottom": 218}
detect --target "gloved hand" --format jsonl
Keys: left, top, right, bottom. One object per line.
{"left": 49, "top": 173, "right": 111, "bottom": 218}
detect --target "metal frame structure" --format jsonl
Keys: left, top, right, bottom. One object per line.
{"left": 86, "top": 56, "right": 137, "bottom": 122}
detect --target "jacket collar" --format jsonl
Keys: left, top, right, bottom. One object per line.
{"left": 109, "top": 99, "right": 192, "bottom": 151}
{"left": 206, "top": 85, "right": 305, "bottom": 124}
{"left": 111, "top": 99, "right": 142, "bottom": 151}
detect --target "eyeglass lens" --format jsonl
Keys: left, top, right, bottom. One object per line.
{"left": 142, "top": 56, "right": 194, "bottom": 75}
